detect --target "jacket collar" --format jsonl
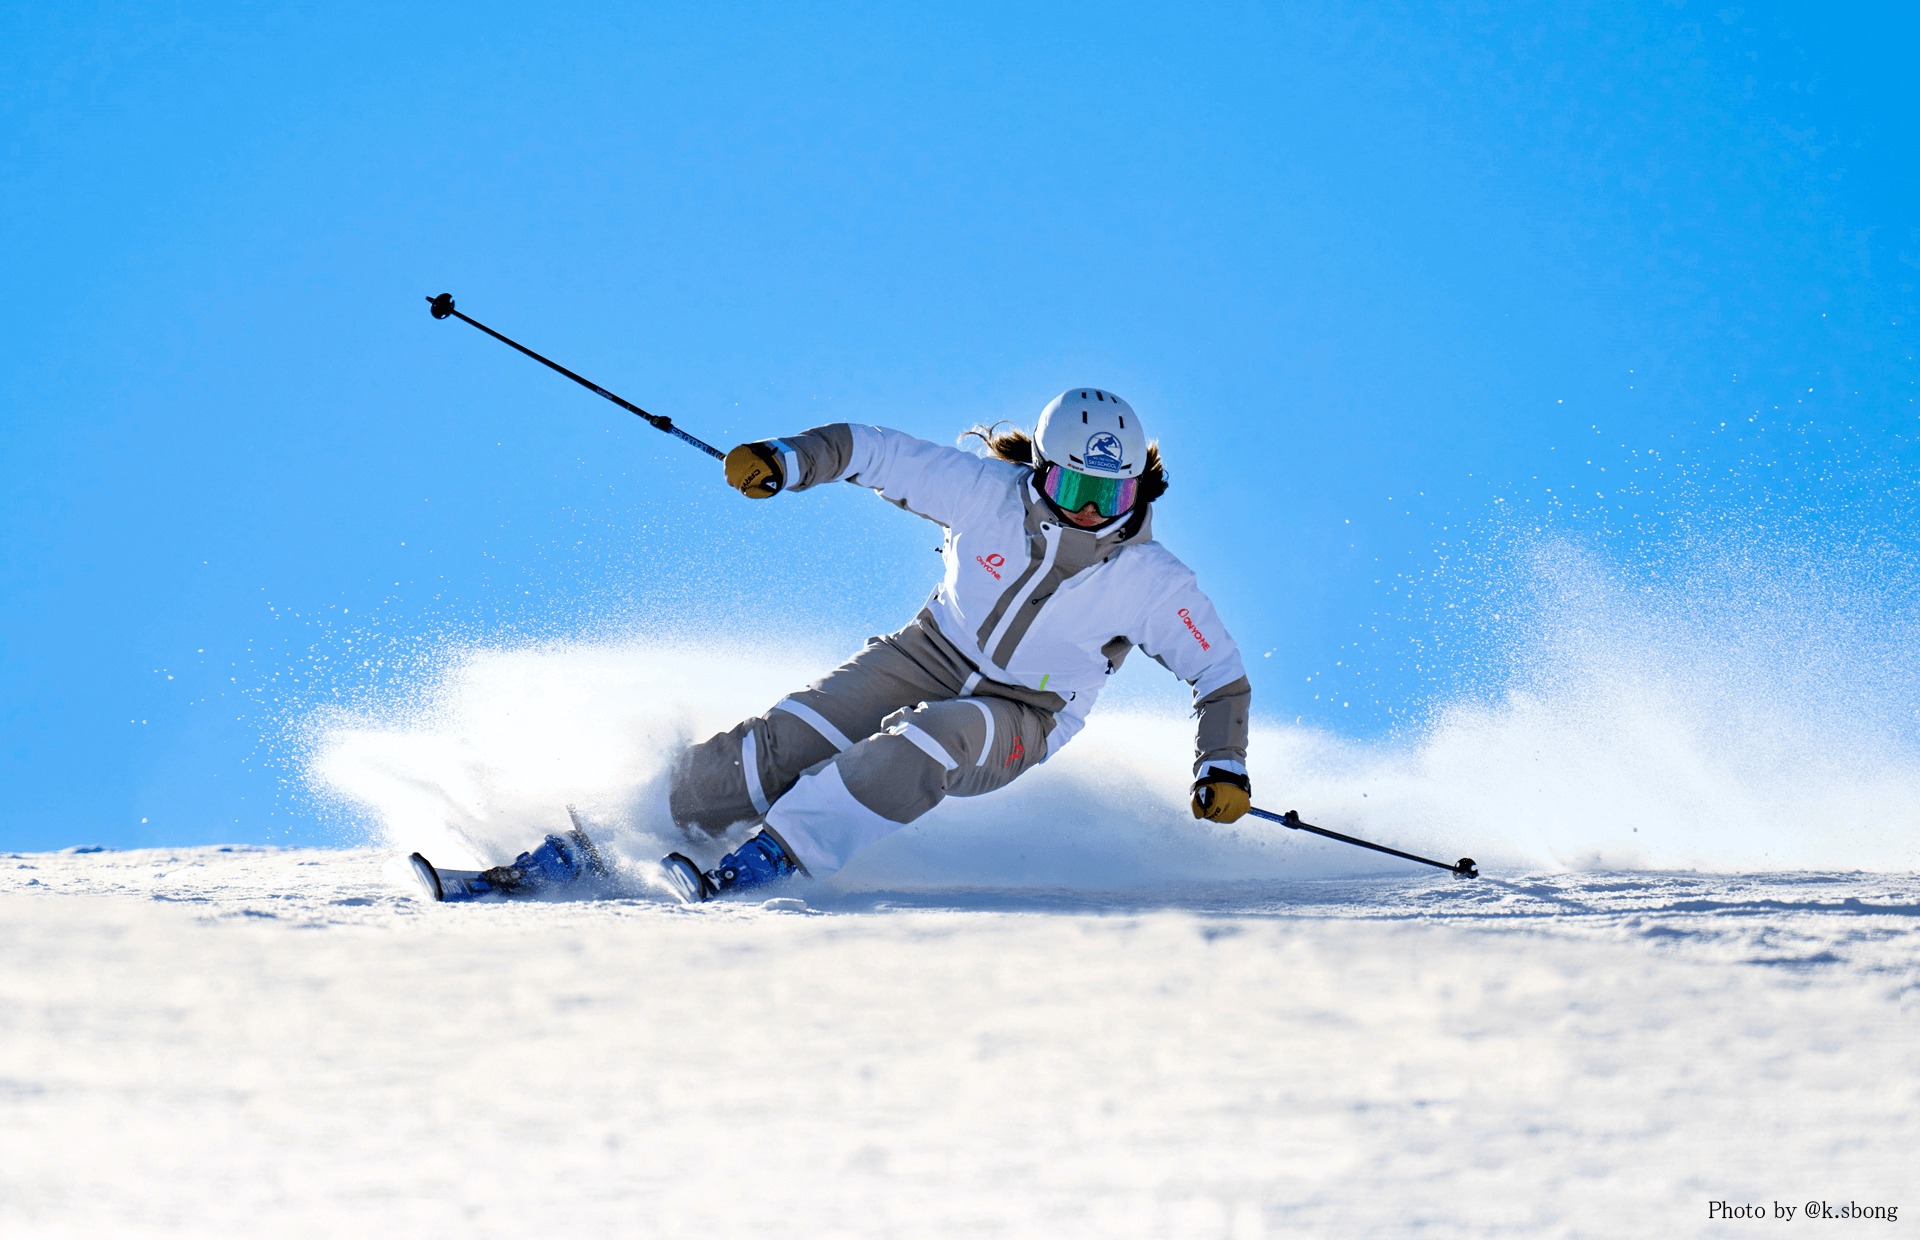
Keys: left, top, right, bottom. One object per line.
{"left": 1022, "top": 474, "right": 1154, "bottom": 569}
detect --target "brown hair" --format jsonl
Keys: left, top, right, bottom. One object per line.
{"left": 960, "top": 423, "right": 1169, "bottom": 506}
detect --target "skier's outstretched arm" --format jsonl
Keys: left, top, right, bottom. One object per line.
{"left": 722, "top": 424, "right": 1001, "bottom": 527}
{"left": 1136, "top": 577, "right": 1253, "bottom": 823}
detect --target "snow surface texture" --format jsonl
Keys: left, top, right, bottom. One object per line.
{"left": 2, "top": 848, "right": 1914, "bottom": 1237}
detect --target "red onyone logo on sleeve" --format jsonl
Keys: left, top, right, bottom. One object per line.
{"left": 1178, "top": 608, "right": 1211, "bottom": 651}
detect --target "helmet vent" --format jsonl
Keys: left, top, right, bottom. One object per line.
{"left": 1081, "top": 410, "right": 1088, "bottom": 423}
{"left": 1118, "top": 415, "right": 1125, "bottom": 428}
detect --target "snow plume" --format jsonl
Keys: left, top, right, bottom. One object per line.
{"left": 1340, "top": 535, "right": 1920, "bottom": 873}
{"left": 1347, "top": 429, "right": 1920, "bottom": 873}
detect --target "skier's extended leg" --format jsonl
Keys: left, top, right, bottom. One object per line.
{"left": 760, "top": 693, "right": 1053, "bottom": 878}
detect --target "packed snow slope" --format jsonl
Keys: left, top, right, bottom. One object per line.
{"left": 2, "top": 848, "right": 1914, "bottom": 1238}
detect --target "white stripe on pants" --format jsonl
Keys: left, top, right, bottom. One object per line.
{"left": 763, "top": 763, "right": 899, "bottom": 876}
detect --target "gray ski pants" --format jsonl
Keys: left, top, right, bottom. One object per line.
{"left": 669, "top": 616, "right": 1056, "bottom": 876}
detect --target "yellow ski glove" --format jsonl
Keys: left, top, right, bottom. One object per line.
{"left": 1191, "top": 770, "right": 1251, "bottom": 823}
{"left": 724, "top": 443, "right": 784, "bottom": 498}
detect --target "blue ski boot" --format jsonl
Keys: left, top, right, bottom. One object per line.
{"left": 411, "top": 819, "right": 609, "bottom": 903}
{"left": 484, "top": 829, "right": 603, "bottom": 892}
{"left": 661, "top": 830, "right": 800, "bottom": 904}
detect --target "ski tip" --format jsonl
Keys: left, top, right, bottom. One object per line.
{"left": 660, "top": 852, "right": 711, "bottom": 904}
{"left": 408, "top": 852, "right": 446, "bottom": 901}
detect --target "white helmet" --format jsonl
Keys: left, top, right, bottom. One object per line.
{"left": 1034, "top": 388, "right": 1147, "bottom": 479}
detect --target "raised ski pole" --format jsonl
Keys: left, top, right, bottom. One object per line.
{"left": 425, "top": 293, "right": 724, "bottom": 460}
{"left": 1248, "top": 806, "right": 1478, "bottom": 879}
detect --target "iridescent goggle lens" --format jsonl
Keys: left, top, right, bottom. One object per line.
{"left": 1040, "top": 462, "right": 1139, "bottom": 518}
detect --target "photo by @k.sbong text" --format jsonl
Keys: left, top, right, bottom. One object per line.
{"left": 1708, "top": 1200, "right": 1899, "bottom": 1222}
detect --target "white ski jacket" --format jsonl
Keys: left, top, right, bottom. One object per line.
{"left": 755, "top": 423, "right": 1252, "bottom": 776}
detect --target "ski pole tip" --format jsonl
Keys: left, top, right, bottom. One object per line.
{"left": 428, "top": 293, "right": 456, "bottom": 319}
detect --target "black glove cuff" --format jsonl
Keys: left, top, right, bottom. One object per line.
{"left": 1192, "top": 767, "right": 1250, "bottom": 793}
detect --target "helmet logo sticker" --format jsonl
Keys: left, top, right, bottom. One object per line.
{"left": 1083, "top": 431, "right": 1124, "bottom": 472}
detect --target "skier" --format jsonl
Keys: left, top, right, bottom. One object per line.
{"left": 655, "top": 388, "right": 1253, "bottom": 902}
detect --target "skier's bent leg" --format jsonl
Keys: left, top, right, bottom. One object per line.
{"left": 765, "top": 695, "right": 1050, "bottom": 877}
{"left": 667, "top": 633, "right": 962, "bottom": 836}
{"left": 668, "top": 711, "right": 833, "bottom": 836}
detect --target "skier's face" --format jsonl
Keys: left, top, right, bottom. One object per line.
{"left": 1063, "top": 501, "right": 1115, "bottom": 529}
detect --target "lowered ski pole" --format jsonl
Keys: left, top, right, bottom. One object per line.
{"left": 425, "top": 293, "right": 723, "bottom": 460}
{"left": 1248, "top": 806, "right": 1478, "bottom": 878}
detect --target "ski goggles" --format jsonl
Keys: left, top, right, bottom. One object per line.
{"left": 1038, "top": 461, "right": 1139, "bottom": 519}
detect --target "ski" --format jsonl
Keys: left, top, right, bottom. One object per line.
{"left": 660, "top": 852, "right": 715, "bottom": 903}
{"left": 406, "top": 852, "right": 502, "bottom": 902}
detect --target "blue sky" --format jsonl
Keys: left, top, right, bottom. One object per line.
{"left": 3, "top": 1, "right": 1915, "bottom": 851}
